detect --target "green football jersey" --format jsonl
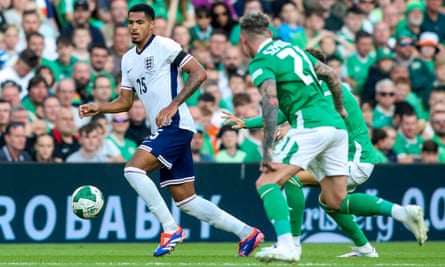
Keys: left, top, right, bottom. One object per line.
{"left": 344, "top": 52, "right": 375, "bottom": 95}
{"left": 249, "top": 40, "right": 345, "bottom": 130}
{"left": 322, "top": 82, "right": 376, "bottom": 163}
{"left": 393, "top": 133, "right": 424, "bottom": 158}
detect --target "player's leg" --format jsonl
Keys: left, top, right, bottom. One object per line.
{"left": 166, "top": 141, "right": 263, "bottom": 257}
{"left": 255, "top": 163, "right": 301, "bottom": 262}
{"left": 283, "top": 176, "right": 304, "bottom": 250}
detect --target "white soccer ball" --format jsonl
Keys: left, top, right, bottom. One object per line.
{"left": 71, "top": 185, "right": 105, "bottom": 219}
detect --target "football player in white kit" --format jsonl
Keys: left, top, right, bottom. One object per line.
{"left": 79, "top": 4, "right": 263, "bottom": 257}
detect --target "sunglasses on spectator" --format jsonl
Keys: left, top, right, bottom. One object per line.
{"left": 112, "top": 117, "right": 129, "bottom": 123}
{"left": 378, "top": 92, "right": 395, "bottom": 97}
{"left": 399, "top": 41, "right": 414, "bottom": 47}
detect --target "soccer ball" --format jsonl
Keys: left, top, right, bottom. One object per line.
{"left": 71, "top": 185, "right": 105, "bottom": 219}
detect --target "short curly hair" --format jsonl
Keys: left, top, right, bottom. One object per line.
{"left": 240, "top": 12, "right": 270, "bottom": 38}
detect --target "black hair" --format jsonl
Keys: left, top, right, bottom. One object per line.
{"left": 355, "top": 30, "right": 373, "bottom": 43}
{"left": 27, "top": 75, "right": 48, "bottom": 92}
{"left": 371, "top": 128, "right": 387, "bottom": 145}
{"left": 128, "top": 4, "right": 155, "bottom": 20}
{"left": 19, "top": 48, "right": 39, "bottom": 69}
{"left": 5, "top": 121, "right": 26, "bottom": 135}
{"left": 56, "top": 34, "right": 74, "bottom": 47}
{"left": 88, "top": 42, "right": 110, "bottom": 54}
{"left": 198, "top": 92, "right": 216, "bottom": 103}
{"left": 422, "top": 139, "right": 438, "bottom": 153}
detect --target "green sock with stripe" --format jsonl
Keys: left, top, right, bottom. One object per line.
{"left": 339, "top": 193, "right": 394, "bottom": 216}
{"left": 257, "top": 183, "right": 291, "bottom": 236}
{"left": 284, "top": 176, "right": 304, "bottom": 237}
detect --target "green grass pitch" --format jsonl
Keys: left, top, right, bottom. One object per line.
{"left": 0, "top": 242, "right": 444, "bottom": 266}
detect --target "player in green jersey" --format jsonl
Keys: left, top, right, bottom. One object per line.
{"left": 238, "top": 12, "right": 428, "bottom": 263}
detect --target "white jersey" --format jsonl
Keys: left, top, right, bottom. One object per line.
{"left": 121, "top": 35, "right": 195, "bottom": 134}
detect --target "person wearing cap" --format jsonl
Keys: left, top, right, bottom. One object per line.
{"left": 395, "top": 1, "right": 424, "bottom": 41}
{"left": 361, "top": 47, "right": 395, "bottom": 104}
{"left": 395, "top": 32, "right": 435, "bottom": 109}
{"left": 421, "top": 0, "right": 445, "bottom": 43}
{"left": 416, "top": 31, "right": 441, "bottom": 73}
{"left": 61, "top": 0, "right": 106, "bottom": 46}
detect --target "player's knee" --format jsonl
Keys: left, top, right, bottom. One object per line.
{"left": 123, "top": 166, "right": 144, "bottom": 182}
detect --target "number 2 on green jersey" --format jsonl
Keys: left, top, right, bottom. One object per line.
{"left": 277, "top": 47, "right": 315, "bottom": 85}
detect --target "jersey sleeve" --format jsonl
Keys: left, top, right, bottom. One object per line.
{"left": 249, "top": 56, "right": 276, "bottom": 88}
{"left": 120, "top": 55, "right": 133, "bottom": 91}
{"left": 162, "top": 37, "right": 193, "bottom": 70}
{"left": 303, "top": 50, "right": 319, "bottom": 67}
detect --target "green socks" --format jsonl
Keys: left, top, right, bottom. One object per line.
{"left": 257, "top": 183, "right": 291, "bottom": 236}
{"left": 284, "top": 176, "right": 305, "bottom": 237}
{"left": 339, "top": 193, "right": 394, "bottom": 216}
{"left": 319, "top": 199, "right": 368, "bottom": 246}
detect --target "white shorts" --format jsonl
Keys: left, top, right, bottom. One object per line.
{"left": 347, "top": 141, "right": 375, "bottom": 191}
{"left": 273, "top": 127, "right": 349, "bottom": 181}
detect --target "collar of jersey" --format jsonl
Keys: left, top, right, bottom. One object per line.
{"left": 136, "top": 34, "right": 156, "bottom": 55}
{"left": 257, "top": 38, "right": 273, "bottom": 54}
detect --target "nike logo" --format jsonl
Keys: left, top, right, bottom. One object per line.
{"left": 127, "top": 68, "right": 133, "bottom": 74}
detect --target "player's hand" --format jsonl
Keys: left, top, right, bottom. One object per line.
{"left": 79, "top": 103, "right": 100, "bottom": 118}
{"left": 260, "top": 150, "right": 276, "bottom": 173}
{"left": 221, "top": 111, "right": 246, "bottom": 129}
{"left": 156, "top": 102, "right": 178, "bottom": 127}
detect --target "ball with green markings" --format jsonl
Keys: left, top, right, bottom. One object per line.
{"left": 71, "top": 185, "right": 105, "bottom": 219}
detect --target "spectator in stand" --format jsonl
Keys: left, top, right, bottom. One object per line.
{"left": 336, "top": 5, "right": 366, "bottom": 58}
{"left": 215, "top": 125, "right": 246, "bottom": 163}
{"left": 61, "top": 0, "right": 106, "bottom": 46}
{"left": 421, "top": 0, "right": 445, "bottom": 43}
{"left": 393, "top": 111, "right": 424, "bottom": 163}
{"left": 218, "top": 45, "right": 246, "bottom": 108}
{"left": 88, "top": 43, "right": 116, "bottom": 98}
{"left": 105, "top": 112, "right": 137, "bottom": 161}
{"left": 91, "top": 75, "right": 112, "bottom": 106}
{"left": 55, "top": 78, "right": 84, "bottom": 128}
{"left": 41, "top": 95, "right": 61, "bottom": 131}
{"left": 0, "top": 121, "right": 32, "bottom": 162}
{"left": 395, "top": 32, "right": 435, "bottom": 108}
{"left": 10, "top": 106, "right": 33, "bottom": 137}
{"left": 382, "top": 4, "right": 400, "bottom": 38}
{"left": 430, "top": 108, "right": 445, "bottom": 162}
{"left": 0, "top": 99, "right": 11, "bottom": 147}
{"left": 153, "top": 16, "right": 168, "bottom": 37}
{"left": 394, "top": 77, "right": 425, "bottom": 120}
{"left": 51, "top": 107, "right": 80, "bottom": 162}
{"left": 395, "top": 1, "right": 424, "bottom": 41}
{"left": 0, "top": 48, "right": 39, "bottom": 99}
{"left": 0, "top": 80, "right": 21, "bottom": 107}
{"left": 189, "top": 5, "right": 212, "bottom": 44}
{"left": 72, "top": 26, "right": 92, "bottom": 62}
{"left": 228, "top": 73, "right": 246, "bottom": 96}
{"left": 371, "top": 127, "right": 389, "bottom": 163}
{"left": 172, "top": 24, "right": 192, "bottom": 52}
{"left": 383, "top": 126, "right": 398, "bottom": 163}
{"left": 343, "top": 30, "right": 375, "bottom": 95}
{"left": 372, "top": 79, "right": 397, "bottom": 128}
{"left": 208, "top": 29, "right": 229, "bottom": 70}
{"left": 210, "top": 2, "right": 238, "bottom": 38}
{"left": 362, "top": 47, "right": 395, "bottom": 105}
{"left": 102, "top": 0, "right": 128, "bottom": 46}
{"left": 191, "top": 125, "right": 215, "bottom": 162}
{"left": 26, "top": 32, "right": 45, "bottom": 64}
{"left": 420, "top": 139, "right": 439, "bottom": 163}
{"left": 66, "top": 122, "right": 110, "bottom": 163}
{"left": 109, "top": 23, "right": 131, "bottom": 78}
{"left": 277, "top": 1, "right": 303, "bottom": 43}
{"left": 21, "top": 75, "right": 49, "bottom": 120}
{"left": 0, "top": 24, "right": 20, "bottom": 70}
{"left": 433, "top": 61, "right": 445, "bottom": 88}
{"left": 33, "top": 133, "right": 61, "bottom": 162}
{"left": 373, "top": 21, "right": 394, "bottom": 49}
{"left": 72, "top": 61, "right": 92, "bottom": 103}
{"left": 240, "top": 127, "right": 263, "bottom": 163}
{"left": 416, "top": 31, "right": 441, "bottom": 74}
{"left": 36, "top": 66, "right": 56, "bottom": 95}
{"left": 45, "top": 35, "right": 77, "bottom": 82}
{"left": 291, "top": 10, "right": 325, "bottom": 49}
{"left": 125, "top": 98, "right": 150, "bottom": 146}
{"left": 315, "top": 0, "right": 343, "bottom": 32}
{"left": 356, "top": 0, "right": 375, "bottom": 33}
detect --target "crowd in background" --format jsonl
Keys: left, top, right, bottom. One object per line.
{"left": 0, "top": 0, "right": 445, "bottom": 164}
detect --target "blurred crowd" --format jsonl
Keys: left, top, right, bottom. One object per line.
{"left": 0, "top": 0, "right": 445, "bottom": 164}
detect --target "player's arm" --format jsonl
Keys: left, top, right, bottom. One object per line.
{"left": 259, "top": 79, "right": 279, "bottom": 171}
{"left": 79, "top": 89, "right": 134, "bottom": 118}
{"left": 314, "top": 61, "right": 347, "bottom": 118}
{"left": 222, "top": 110, "right": 287, "bottom": 129}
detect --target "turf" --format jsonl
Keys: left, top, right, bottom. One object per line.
{"left": 0, "top": 242, "right": 443, "bottom": 267}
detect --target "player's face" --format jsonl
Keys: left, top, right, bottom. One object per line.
{"left": 128, "top": 11, "right": 154, "bottom": 46}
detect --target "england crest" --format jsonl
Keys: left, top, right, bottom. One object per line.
{"left": 144, "top": 56, "right": 154, "bottom": 71}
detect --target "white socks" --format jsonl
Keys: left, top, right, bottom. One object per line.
{"left": 176, "top": 194, "right": 253, "bottom": 240}
{"left": 391, "top": 204, "right": 408, "bottom": 222}
{"left": 124, "top": 167, "right": 178, "bottom": 233}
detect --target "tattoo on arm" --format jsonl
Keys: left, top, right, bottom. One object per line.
{"left": 315, "top": 61, "right": 343, "bottom": 109}
{"left": 260, "top": 79, "right": 279, "bottom": 164}
{"left": 173, "top": 59, "right": 206, "bottom": 106}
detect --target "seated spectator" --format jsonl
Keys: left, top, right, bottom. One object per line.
{"left": 430, "top": 107, "right": 445, "bottom": 162}
{"left": 0, "top": 80, "right": 22, "bottom": 107}
{"left": 215, "top": 125, "right": 246, "bottom": 163}
{"left": 383, "top": 126, "right": 398, "bottom": 163}
{"left": 41, "top": 96, "right": 61, "bottom": 131}
{"left": 51, "top": 107, "right": 80, "bottom": 162}
{"left": 433, "top": 61, "right": 445, "bottom": 88}
{"left": 105, "top": 112, "right": 137, "bottom": 162}
{"left": 66, "top": 123, "right": 110, "bottom": 163}
{"left": 371, "top": 127, "right": 389, "bottom": 163}
{"left": 392, "top": 101, "right": 416, "bottom": 129}
{"left": 22, "top": 75, "right": 49, "bottom": 120}
{"left": 372, "top": 79, "right": 396, "bottom": 128}
{"left": 277, "top": 1, "right": 303, "bottom": 42}
{"left": 90, "top": 114, "right": 123, "bottom": 162}
{"left": 291, "top": 10, "right": 325, "bottom": 49}
{"left": 240, "top": 127, "right": 262, "bottom": 163}
{"left": 0, "top": 99, "right": 11, "bottom": 147}
{"left": 33, "top": 133, "right": 61, "bottom": 162}
{"left": 72, "top": 25, "right": 92, "bottom": 62}
{"left": 394, "top": 77, "right": 425, "bottom": 119}
{"left": 0, "top": 122, "right": 33, "bottom": 162}
{"left": 416, "top": 31, "right": 441, "bottom": 74}
{"left": 125, "top": 98, "right": 150, "bottom": 145}
{"left": 210, "top": 2, "right": 238, "bottom": 38}
{"left": 420, "top": 139, "right": 439, "bottom": 163}
{"left": 0, "top": 24, "right": 20, "bottom": 70}
{"left": 189, "top": 5, "right": 212, "bottom": 44}
{"left": 191, "top": 125, "right": 214, "bottom": 162}
{"left": 393, "top": 111, "right": 424, "bottom": 163}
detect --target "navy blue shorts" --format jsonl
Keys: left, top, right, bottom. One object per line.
{"left": 140, "top": 126, "right": 195, "bottom": 187}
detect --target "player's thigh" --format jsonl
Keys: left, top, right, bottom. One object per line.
{"left": 126, "top": 148, "right": 162, "bottom": 172}
{"left": 256, "top": 163, "right": 301, "bottom": 188}
{"left": 296, "top": 170, "right": 319, "bottom": 186}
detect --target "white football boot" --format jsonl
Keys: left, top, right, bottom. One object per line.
{"left": 255, "top": 244, "right": 301, "bottom": 263}
{"left": 337, "top": 245, "right": 379, "bottom": 258}
{"left": 403, "top": 205, "right": 428, "bottom": 246}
